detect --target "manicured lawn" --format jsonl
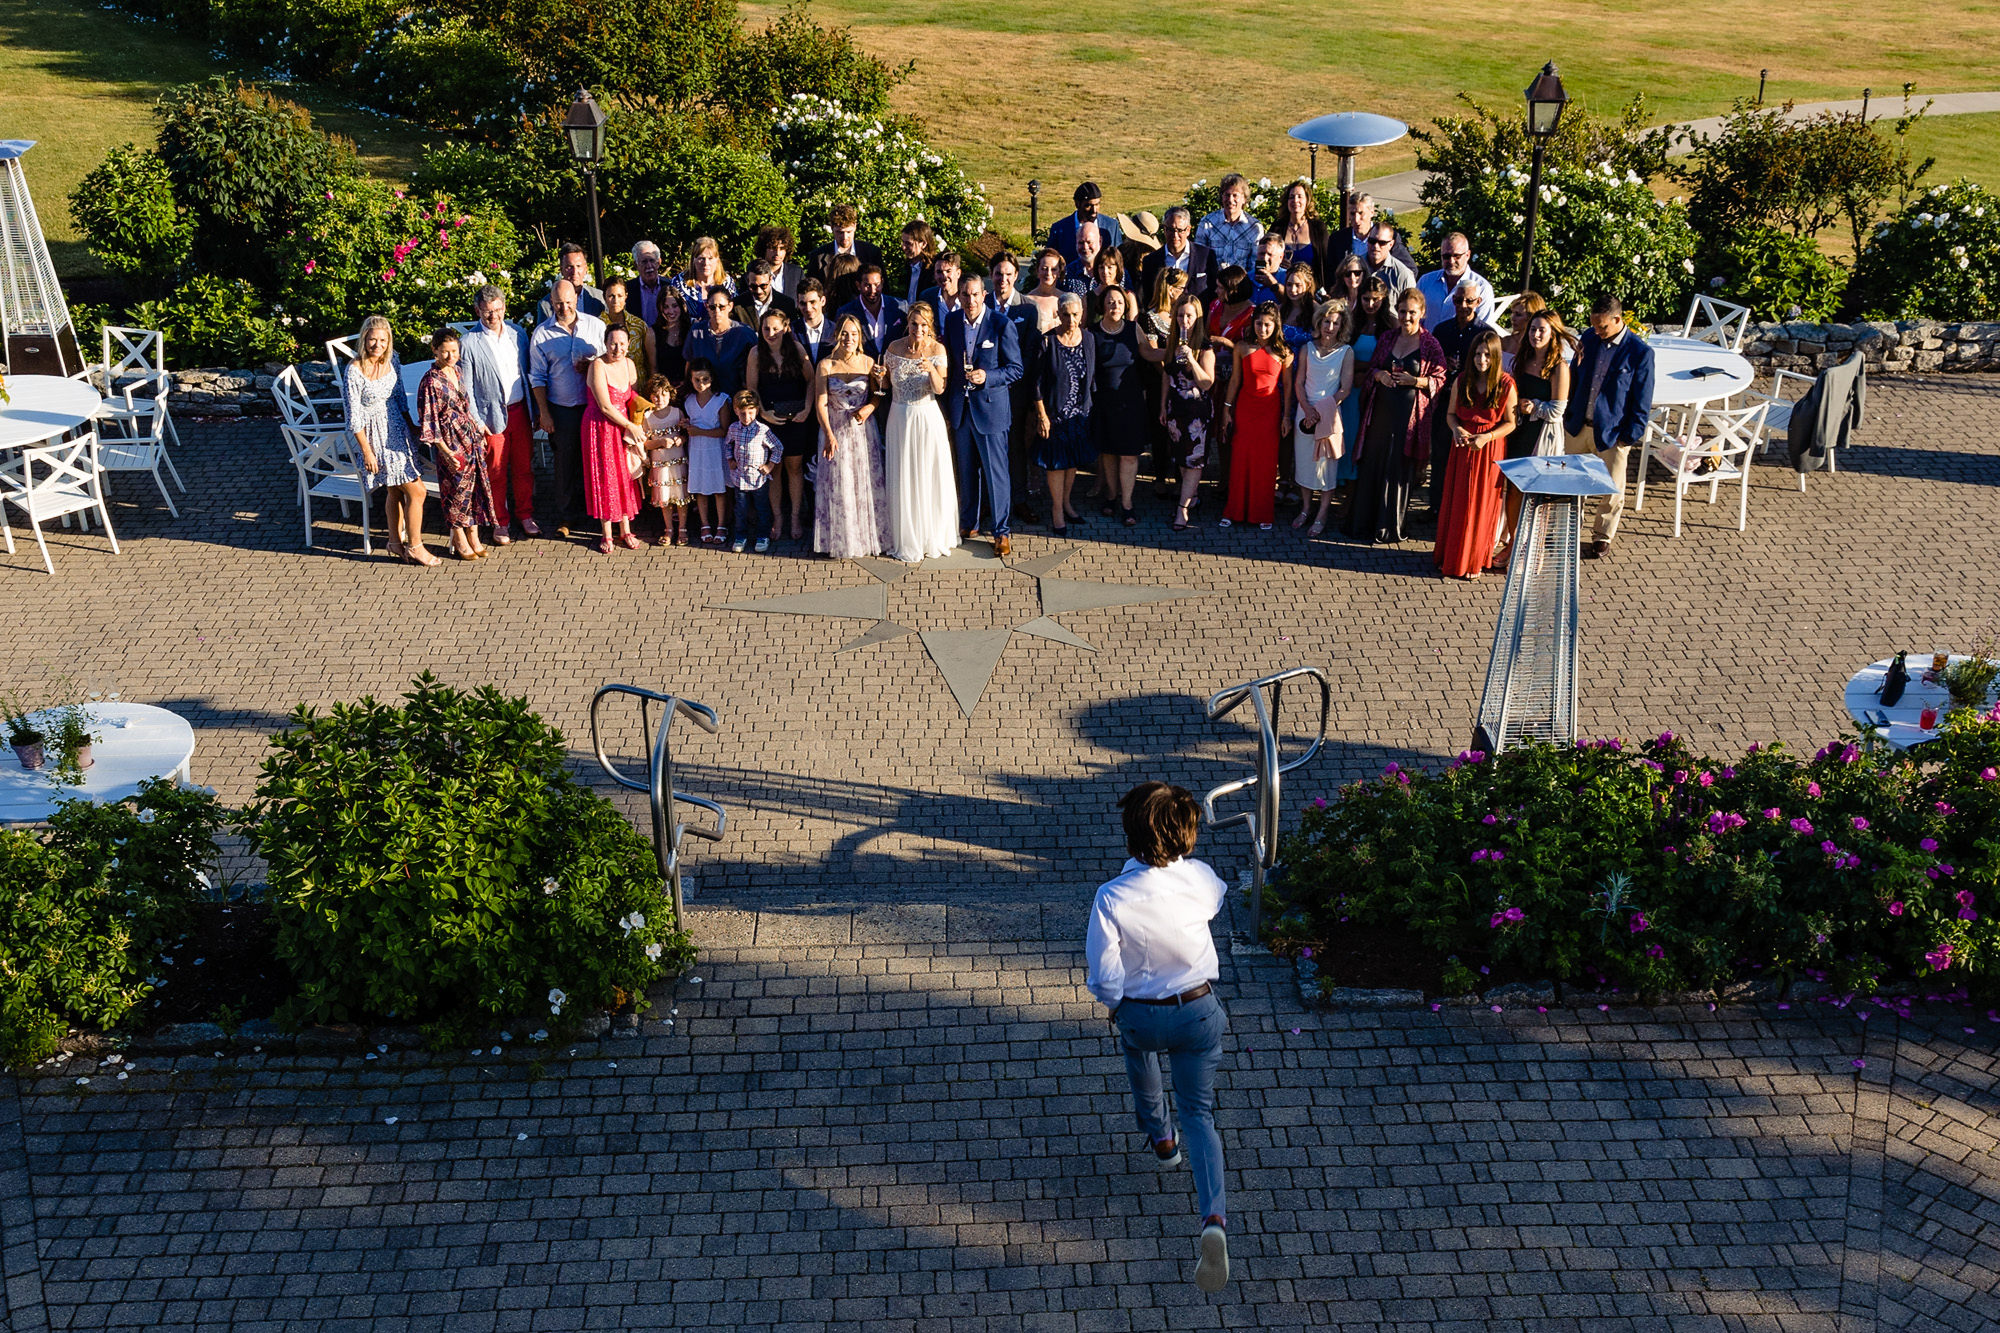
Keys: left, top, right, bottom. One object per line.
{"left": 0, "top": 0, "right": 424, "bottom": 275}
{"left": 749, "top": 0, "right": 2000, "bottom": 230}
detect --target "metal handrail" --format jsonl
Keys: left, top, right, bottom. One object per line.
{"left": 588, "top": 684, "right": 725, "bottom": 923}
{"left": 1200, "top": 666, "right": 1330, "bottom": 944}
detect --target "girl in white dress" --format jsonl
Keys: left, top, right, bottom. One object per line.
{"left": 879, "top": 302, "right": 958, "bottom": 562}
{"left": 1292, "top": 300, "right": 1355, "bottom": 537}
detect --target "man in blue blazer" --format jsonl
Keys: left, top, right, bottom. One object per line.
{"left": 944, "top": 273, "right": 1024, "bottom": 554}
{"left": 1046, "top": 182, "right": 1124, "bottom": 268}
{"left": 836, "top": 265, "right": 907, "bottom": 359}
{"left": 1563, "top": 295, "right": 1656, "bottom": 558}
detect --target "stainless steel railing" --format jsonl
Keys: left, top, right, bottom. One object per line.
{"left": 588, "top": 685, "right": 725, "bottom": 923}
{"left": 1200, "top": 666, "right": 1330, "bottom": 945}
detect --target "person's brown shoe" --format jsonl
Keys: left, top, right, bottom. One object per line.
{"left": 995, "top": 535, "right": 1012, "bottom": 557}
{"left": 1584, "top": 539, "right": 1610, "bottom": 559}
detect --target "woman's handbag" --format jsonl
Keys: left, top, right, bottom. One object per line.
{"left": 623, "top": 392, "right": 655, "bottom": 480}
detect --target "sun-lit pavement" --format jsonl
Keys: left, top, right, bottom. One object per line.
{"left": 3, "top": 373, "right": 1999, "bottom": 1330}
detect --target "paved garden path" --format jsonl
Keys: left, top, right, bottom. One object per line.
{"left": 1360, "top": 90, "right": 2000, "bottom": 215}
{"left": 2, "top": 374, "right": 1999, "bottom": 1329}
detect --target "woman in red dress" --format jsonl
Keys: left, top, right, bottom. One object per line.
{"left": 1433, "top": 328, "right": 1517, "bottom": 579}
{"left": 1218, "top": 302, "right": 1292, "bottom": 529}
{"left": 580, "top": 325, "right": 650, "bottom": 554}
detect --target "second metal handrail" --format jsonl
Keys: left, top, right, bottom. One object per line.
{"left": 588, "top": 684, "right": 725, "bottom": 923}
{"left": 1201, "top": 666, "right": 1331, "bottom": 944}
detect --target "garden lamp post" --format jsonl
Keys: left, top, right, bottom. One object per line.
{"left": 564, "top": 89, "right": 610, "bottom": 289}
{"left": 1518, "top": 61, "right": 1569, "bottom": 298}
{"left": 1028, "top": 179, "right": 1041, "bottom": 241}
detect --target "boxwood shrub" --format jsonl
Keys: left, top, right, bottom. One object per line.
{"left": 1275, "top": 709, "right": 2000, "bottom": 997}
{"left": 241, "top": 675, "right": 694, "bottom": 1041}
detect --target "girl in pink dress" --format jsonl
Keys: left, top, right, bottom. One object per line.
{"left": 581, "top": 325, "right": 648, "bottom": 554}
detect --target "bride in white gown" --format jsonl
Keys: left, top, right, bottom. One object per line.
{"left": 880, "top": 303, "right": 960, "bottom": 562}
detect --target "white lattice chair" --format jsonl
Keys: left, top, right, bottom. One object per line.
{"left": 281, "top": 420, "right": 374, "bottom": 553}
{"left": 320, "top": 335, "right": 360, "bottom": 420}
{"left": 1742, "top": 368, "right": 1818, "bottom": 471}
{"left": 1, "top": 432, "right": 121, "bottom": 574}
{"left": 1679, "top": 294, "right": 1752, "bottom": 352}
{"left": 1633, "top": 399, "right": 1770, "bottom": 536}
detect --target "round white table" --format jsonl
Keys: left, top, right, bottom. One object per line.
{"left": 1647, "top": 334, "right": 1755, "bottom": 408}
{"left": 1843, "top": 654, "right": 1981, "bottom": 751}
{"left": 1, "top": 702, "right": 197, "bottom": 822}
{"left": 0, "top": 373, "right": 104, "bottom": 450}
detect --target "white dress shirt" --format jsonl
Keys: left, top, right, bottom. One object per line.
{"left": 1416, "top": 267, "right": 1496, "bottom": 332}
{"left": 468, "top": 322, "right": 525, "bottom": 406}
{"left": 1085, "top": 856, "right": 1227, "bottom": 1008}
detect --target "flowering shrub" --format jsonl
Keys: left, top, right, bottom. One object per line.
{"left": 126, "top": 274, "right": 296, "bottom": 366}
{"left": 1275, "top": 714, "right": 2000, "bottom": 997}
{"left": 272, "top": 179, "right": 522, "bottom": 349}
{"left": 1850, "top": 181, "right": 2000, "bottom": 320}
{"left": 1705, "top": 224, "right": 1848, "bottom": 321}
{"left": 241, "top": 676, "right": 693, "bottom": 1043}
{"left": 772, "top": 94, "right": 989, "bottom": 254}
{"left": 0, "top": 782, "right": 225, "bottom": 1066}
{"left": 1419, "top": 161, "right": 1697, "bottom": 324}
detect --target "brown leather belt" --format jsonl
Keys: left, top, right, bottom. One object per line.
{"left": 1122, "top": 982, "right": 1213, "bottom": 1007}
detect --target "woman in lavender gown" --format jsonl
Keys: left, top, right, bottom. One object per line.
{"left": 812, "top": 314, "right": 891, "bottom": 558}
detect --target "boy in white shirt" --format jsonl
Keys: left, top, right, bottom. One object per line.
{"left": 724, "top": 389, "right": 781, "bottom": 552}
{"left": 1085, "top": 782, "right": 1232, "bottom": 1292}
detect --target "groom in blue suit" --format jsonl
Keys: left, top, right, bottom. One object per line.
{"left": 944, "top": 273, "right": 1023, "bottom": 555}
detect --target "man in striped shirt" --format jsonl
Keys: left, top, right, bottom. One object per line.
{"left": 1194, "top": 174, "right": 1265, "bottom": 276}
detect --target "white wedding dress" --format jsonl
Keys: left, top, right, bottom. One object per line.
{"left": 882, "top": 350, "right": 959, "bottom": 562}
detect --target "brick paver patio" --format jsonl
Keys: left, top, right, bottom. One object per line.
{"left": 3, "top": 373, "right": 1998, "bottom": 1330}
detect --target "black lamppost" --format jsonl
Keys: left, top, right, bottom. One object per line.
{"left": 564, "top": 89, "right": 609, "bottom": 289}
{"left": 1027, "top": 179, "right": 1041, "bottom": 241}
{"left": 1518, "top": 61, "right": 1569, "bottom": 298}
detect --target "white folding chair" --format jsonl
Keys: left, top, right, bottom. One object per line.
{"left": 272, "top": 365, "right": 344, "bottom": 428}
{"left": 319, "top": 336, "right": 359, "bottom": 420}
{"left": 96, "top": 379, "right": 180, "bottom": 516}
{"left": 1679, "top": 294, "right": 1752, "bottom": 352}
{"left": 1490, "top": 292, "right": 1521, "bottom": 327}
{"left": 1634, "top": 399, "right": 1770, "bottom": 536}
{"left": 0, "top": 432, "right": 122, "bottom": 574}
{"left": 281, "top": 421, "right": 375, "bottom": 554}
{"left": 1742, "top": 369, "right": 1818, "bottom": 474}
{"left": 101, "top": 326, "right": 185, "bottom": 452}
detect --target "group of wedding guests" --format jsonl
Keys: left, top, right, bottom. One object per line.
{"left": 340, "top": 179, "right": 1657, "bottom": 574}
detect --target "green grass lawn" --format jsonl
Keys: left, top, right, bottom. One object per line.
{"left": 0, "top": 0, "right": 424, "bottom": 276}
{"left": 748, "top": 0, "right": 2000, "bottom": 231}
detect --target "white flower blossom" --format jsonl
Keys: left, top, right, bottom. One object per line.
{"left": 645, "top": 942, "right": 663, "bottom": 961}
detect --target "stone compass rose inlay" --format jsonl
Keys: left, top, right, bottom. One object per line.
{"left": 712, "top": 542, "right": 1206, "bottom": 716}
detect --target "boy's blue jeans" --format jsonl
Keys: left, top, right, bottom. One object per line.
{"left": 1116, "top": 990, "right": 1227, "bottom": 1224}
{"left": 733, "top": 484, "right": 773, "bottom": 539}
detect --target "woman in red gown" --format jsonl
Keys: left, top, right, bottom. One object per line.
{"left": 1433, "top": 328, "right": 1517, "bottom": 579}
{"left": 580, "top": 325, "right": 650, "bottom": 554}
{"left": 1219, "top": 302, "right": 1292, "bottom": 529}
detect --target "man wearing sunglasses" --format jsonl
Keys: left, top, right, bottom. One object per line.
{"left": 1364, "top": 223, "right": 1417, "bottom": 306}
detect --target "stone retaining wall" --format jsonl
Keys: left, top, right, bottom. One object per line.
{"left": 168, "top": 321, "right": 2000, "bottom": 419}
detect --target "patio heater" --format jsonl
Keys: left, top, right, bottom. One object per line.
{"left": 1472, "top": 455, "right": 1616, "bottom": 754}
{"left": 563, "top": 91, "right": 610, "bottom": 290}
{"left": 1285, "top": 112, "right": 1408, "bottom": 224}
{"left": 0, "top": 141, "right": 84, "bottom": 376}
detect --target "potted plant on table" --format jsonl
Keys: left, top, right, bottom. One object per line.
{"left": 2, "top": 692, "right": 46, "bottom": 770}
{"left": 48, "top": 699, "right": 100, "bottom": 786}
{"left": 1941, "top": 635, "right": 2000, "bottom": 714}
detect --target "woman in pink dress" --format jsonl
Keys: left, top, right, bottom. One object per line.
{"left": 581, "top": 324, "right": 649, "bottom": 554}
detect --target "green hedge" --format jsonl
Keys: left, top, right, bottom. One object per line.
{"left": 1275, "top": 711, "right": 2000, "bottom": 997}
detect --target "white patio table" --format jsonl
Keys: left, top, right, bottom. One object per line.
{"left": 1, "top": 702, "right": 197, "bottom": 822}
{"left": 0, "top": 374, "right": 103, "bottom": 451}
{"left": 1842, "top": 654, "right": 1976, "bottom": 752}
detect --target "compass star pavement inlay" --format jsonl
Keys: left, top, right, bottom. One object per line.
{"left": 711, "top": 541, "right": 1207, "bottom": 716}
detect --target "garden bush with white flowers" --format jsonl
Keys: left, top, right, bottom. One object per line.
{"left": 1850, "top": 181, "right": 2000, "bottom": 321}
{"left": 0, "top": 782, "right": 225, "bottom": 1066}
{"left": 241, "top": 676, "right": 693, "bottom": 1044}
{"left": 1273, "top": 712, "right": 2000, "bottom": 999}
{"left": 1419, "top": 161, "right": 1698, "bottom": 325}
{"left": 772, "top": 94, "right": 989, "bottom": 254}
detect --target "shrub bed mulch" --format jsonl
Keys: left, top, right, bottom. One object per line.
{"left": 143, "top": 902, "right": 292, "bottom": 1028}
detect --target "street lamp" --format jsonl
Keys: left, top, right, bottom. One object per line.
{"left": 1027, "top": 179, "right": 1041, "bottom": 241}
{"left": 1518, "top": 61, "right": 1569, "bottom": 298}
{"left": 564, "top": 89, "right": 609, "bottom": 289}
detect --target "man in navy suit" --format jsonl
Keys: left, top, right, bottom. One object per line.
{"left": 944, "top": 273, "right": 1024, "bottom": 555}
{"left": 1138, "top": 206, "right": 1217, "bottom": 303}
{"left": 1047, "top": 182, "right": 1124, "bottom": 268}
{"left": 837, "top": 265, "right": 906, "bottom": 359}
{"left": 792, "top": 279, "right": 837, "bottom": 365}
{"left": 913, "top": 251, "right": 964, "bottom": 330}
{"left": 1563, "top": 295, "right": 1657, "bottom": 558}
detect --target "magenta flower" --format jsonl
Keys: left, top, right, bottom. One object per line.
{"left": 1921, "top": 837, "right": 1938, "bottom": 852}
{"left": 1629, "top": 913, "right": 1650, "bottom": 934}
{"left": 1851, "top": 816, "right": 1868, "bottom": 831}
{"left": 1790, "top": 817, "right": 1814, "bottom": 834}
{"left": 1980, "top": 766, "right": 1999, "bottom": 780}
{"left": 1491, "top": 849, "right": 1504, "bottom": 863}
{"left": 1672, "top": 769, "right": 1688, "bottom": 785}
{"left": 1698, "top": 771, "right": 1714, "bottom": 788}
{"left": 1764, "top": 808, "right": 1782, "bottom": 819}
{"left": 1472, "top": 849, "right": 1489, "bottom": 863}
{"left": 1820, "top": 839, "right": 1839, "bottom": 855}
{"left": 1300, "top": 947, "right": 1312, "bottom": 959}
{"left": 1840, "top": 744, "right": 1860, "bottom": 764}
{"left": 1382, "top": 762, "right": 1400, "bottom": 776}
{"left": 1936, "top": 801, "right": 1957, "bottom": 814}
{"left": 1960, "top": 908, "right": 1979, "bottom": 921}
{"left": 1721, "top": 766, "right": 1737, "bottom": 779}
{"left": 381, "top": 269, "right": 396, "bottom": 281}
{"left": 1925, "top": 944, "right": 1955, "bottom": 971}
{"left": 1313, "top": 797, "right": 1327, "bottom": 809}
{"left": 1489, "top": 912, "right": 1506, "bottom": 928}
{"left": 1888, "top": 901, "right": 1905, "bottom": 916}
{"left": 1807, "top": 781, "right": 1822, "bottom": 798}
{"left": 1481, "top": 813, "right": 1497, "bottom": 825}
{"left": 1645, "top": 944, "right": 1665, "bottom": 959}
{"left": 1656, "top": 730, "right": 1675, "bottom": 746}
{"left": 1957, "top": 890, "right": 1976, "bottom": 908}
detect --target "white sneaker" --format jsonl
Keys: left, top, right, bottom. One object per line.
{"left": 1151, "top": 1137, "right": 1183, "bottom": 1170}
{"left": 1196, "top": 1222, "right": 1229, "bottom": 1292}
{"left": 754, "top": 537, "right": 770, "bottom": 553}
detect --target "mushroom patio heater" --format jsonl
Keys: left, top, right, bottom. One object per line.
{"left": 1285, "top": 112, "right": 1408, "bottom": 220}
{"left": 1472, "top": 455, "right": 1616, "bottom": 754}
{"left": 0, "top": 141, "right": 84, "bottom": 376}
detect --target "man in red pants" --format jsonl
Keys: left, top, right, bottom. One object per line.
{"left": 462, "top": 284, "right": 538, "bottom": 542}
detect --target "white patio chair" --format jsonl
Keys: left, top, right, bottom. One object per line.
{"left": 1679, "top": 294, "right": 1752, "bottom": 352}
{"left": 1633, "top": 399, "right": 1770, "bottom": 536}
{"left": 1742, "top": 368, "right": 1818, "bottom": 472}
{"left": 100, "top": 326, "right": 186, "bottom": 451}
{"left": 96, "top": 377, "right": 181, "bottom": 517}
{"left": 0, "top": 432, "right": 121, "bottom": 574}
{"left": 1490, "top": 292, "right": 1521, "bottom": 327}
{"left": 281, "top": 420, "right": 374, "bottom": 554}
{"left": 319, "top": 336, "right": 359, "bottom": 420}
